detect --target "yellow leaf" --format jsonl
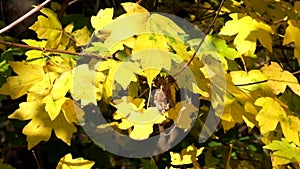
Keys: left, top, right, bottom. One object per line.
{"left": 230, "top": 70, "right": 267, "bottom": 91}
{"left": 56, "top": 153, "right": 95, "bottom": 169}
{"left": 22, "top": 39, "right": 47, "bottom": 65}
{"left": 283, "top": 20, "right": 300, "bottom": 63}
{"left": 139, "top": 68, "right": 161, "bottom": 87}
{"left": 280, "top": 116, "right": 300, "bottom": 146}
{"left": 29, "top": 8, "right": 63, "bottom": 48}
{"left": 61, "top": 98, "right": 84, "bottom": 125}
{"left": 121, "top": 2, "right": 148, "bottom": 14}
{"left": 219, "top": 13, "right": 273, "bottom": 55}
{"left": 129, "top": 123, "right": 153, "bottom": 140}
{"left": 261, "top": 62, "right": 300, "bottom": 96}
{"left": 42, "top": 95, "right": 67, "bottom": 120}
{"left": 166, "top": 101, "right": 198, "bottom": 130}
{"left": 132, "top": 49, "right": 172, "bottom": 70}
{"left": 72, "top": 64, "right": 104, "bottom": 106}
{"left": 91, "top": 8, "right": 114, "bottom": 30}
{"left": 28, "top": 72, "right": 59, "bottom": 96}
{"left": 255, "top": 97, "right": 286, "bottom": 134}
{"left": 170, "top": 144, "right": 203, "bottom": 168}
{"left": 51, "top": 71, "right": 72, "bottom": 100}
{"left": 72, "top": 26, "right": 91, "bottom": 46}
{"left": 0, "top": 62, "right": 44, "bottom": 99}
{"left": 114, "top": 62, "right": 141, "bottom": 89}
{"left": 8, "top": 101, "right": 77, "bottom": 149}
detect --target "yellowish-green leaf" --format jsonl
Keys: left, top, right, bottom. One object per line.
{"left": 261, "top": 62, "right": 300, "bottom": 96}
{"left": 29, "top": 8, "right": 63, "bottom": 48}
{"left": 56, "top": 153, "right": 95, "bottom": 169}
{"left": 0, "top": 62, "right": 44, "bottom": 99}
{"left": 219, "top": 13, "right": 273, "bottom": 55}
{"left": 264, "top": 139, "right": 300, "bottom": 166}
{"left": 283, "top": 20, "right": 300, "bottom": 63}
{"left": 91, "top": 8, "right": 114, "bottom": 30}
{"left": 121, "top": 2, "right": 148, "bottom": 14}
{"left": 280, "top": 115, "right": 300, "bottom": 146}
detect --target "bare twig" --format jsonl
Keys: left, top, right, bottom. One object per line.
{"left": 58, "top": 0, "right": 71, "bottom": 21}
{"left": 173, "top": 0, "right": 225, "bottom": 77}
{"left": 292, "top": 70, "right": 300, "bottom": 75}
{"left": 0, "top": 0, "right": 52, "bottom": 34}
{"left": 0, "top": 40, "right": 105, "bottom": 59}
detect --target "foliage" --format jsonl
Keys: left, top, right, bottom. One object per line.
{"left": 0, "top": 0, "right": 300, "bottom": 168}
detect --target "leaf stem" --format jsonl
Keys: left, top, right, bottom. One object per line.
{"left": 173, "top": 0, "right": 225, "bottom": 77}
{"left": 0, "top": 0, "right": 52, "bottom": 34}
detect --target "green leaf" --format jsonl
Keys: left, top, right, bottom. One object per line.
{"left": 264, "top": 139, "right": 300, "bottom": 166}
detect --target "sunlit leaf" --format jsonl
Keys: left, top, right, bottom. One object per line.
{"left": 29, "top": 8, "right": 63, "bottom": 48}
{"left": 0, "top": 62, "right": 44, "bottom": 99}
{"left": 219, "top": 13, "right": 273, "bottom": 55}
{"left": 56, "top": 153, "right": 95, "bottom": 169}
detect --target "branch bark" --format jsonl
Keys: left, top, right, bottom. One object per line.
{"left": 0, "top": 0, "right": 52, "bottom": 34}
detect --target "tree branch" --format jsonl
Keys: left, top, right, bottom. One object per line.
{"left": 0, "top": 40, "right": 105, "bottom": 59}
{"left": 0, "top": 0, "right": 52, "bottom": 34}
{"left": 173, "top": 0, "right": 225, "bottom": 77}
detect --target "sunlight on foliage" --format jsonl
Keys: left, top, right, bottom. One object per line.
{"left": 56, "top": 153, "right": 95, "bottom": 169}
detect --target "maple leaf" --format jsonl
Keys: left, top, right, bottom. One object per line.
{"left": 56, "top": 153, "right": 95, "bottom": 169}
{"left": 8, "top": 101, "right": 77, "bottom": 149}
{"left": 230, "top": 70, "right": 267, "bottom": 91}
{"left": 255, "top": 97, "right": 300, "bottom": 146}
{"left": 72, "top": 26, "right": 91, "bottom": 46}
{"left": 283, "top": 20, "right": 300, "bottom": 63}
{"left": 255, "top": 97, "right": 286, "bottom": 134}
{"left": 0, "top": 62, "right": 44, "bottom": 99}
{"left": 219, "top": 13, "right": 273, "bottom": 55}
{"left": 113, "top": 97, "right": 166, "bottom": 140}
{"left": 170, "top": 144, "right": 204, "bottom": 169}
{"left": 264, "top": 139, "right": 300, "bottom": 166}
{"left": 132, "top": 49, "right": 172, "bottom": 70}
{"left": 166, "top": 101, "right": 198, "bottom": 130}
{"left": 72, "top": 64, "right": 104, "bottom": 106}
{"left": 29, "top": 8, "right": 63, "bottom": 48}
{"left": 261, "top": 62, "right": 300, "bottom": 96}
{"left": 22, "top": 39, "right": 47, "bottom": 65}
{"left": 113, "top": 62, "right": 141, "bottom": 89}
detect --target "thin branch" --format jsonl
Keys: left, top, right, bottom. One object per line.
{"left": 173, "top": 0, "right": 225, "bottom": 77}
{"left": 58, "top": 0, "right": 71, "bottom": 21}
{"left": 0, "top": 0, "right": 52, "bottom": 34}
{"left": 292, "top": 70, "right": 300, "bottom": 75}
{"left": 0, "top": 40, "right": 105, "bottom": 59}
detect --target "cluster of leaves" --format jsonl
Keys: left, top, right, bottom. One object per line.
{"left": 1, "top": 0, "right": 300, "bottom": 168}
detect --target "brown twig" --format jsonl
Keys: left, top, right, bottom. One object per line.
{"left": 173, "top": 0, "right": 225, "bottom": 77}
{"left": 0, "top": 0, "right": 52, "bottom": 34}
{"left": 0, "top": 40, "right": 105, "bottom": 59}
{"left": 58, "top": 0, "right": 71, "bottom": 21}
